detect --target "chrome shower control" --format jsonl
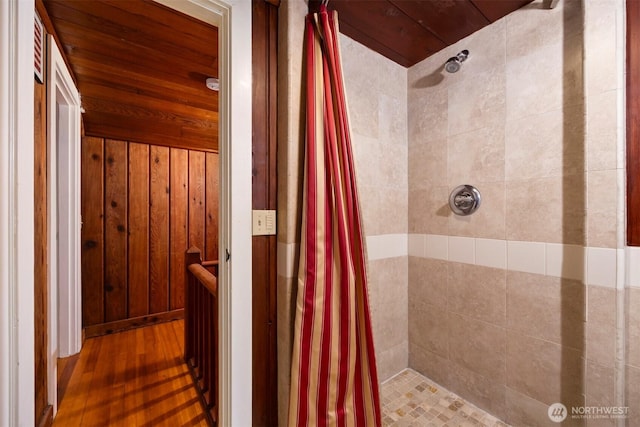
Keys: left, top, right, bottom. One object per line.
{"left": 449, "top": 185, "right": 481, "bottom": 216}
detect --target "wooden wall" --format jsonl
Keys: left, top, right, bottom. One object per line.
{"left": 81, "top": 137, "right": 218, "bottom": 334}
{"left": 252, "top": 1, "right": 279, "bottom": 425}
{"left": 34, "top": 59, "right": 53, "bottom": 427}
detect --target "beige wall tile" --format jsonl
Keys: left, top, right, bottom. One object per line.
{"left": 587, "top": 170, "right": 618, "bottom": 248}
{"left": 408, "top": 187, "right": 450, "bottom": 234}
{"left": 408, "top": 140, "right": 447, "bottom": 190}
{"left": 586, "top": 285, "right": 616, "bottom": 367}
{"left": 505, "top": 105, "right": 585, "bottom": 181}
{"left": 506, "top": 0, "right": 582, "bottom": 60}
{"left": 505, "top": 387, "right": 560, "bottom": 427}
{"left": 408, "top": 301, "right": 449, "bottom": 359}
{"left": 587, "top": 90, "right": 618, "bottom": 171}
{"left": 376, "top": 341, "right": 408, "bottom": 382}
{"left": 584, "top": 0, "right": 620, "bottom": 96}
{"left": 506, "top": 332, "right": 584, "bottom": 407}
{"left": 408, "top": 341, "right": 450, "bottom": 388}
{"left": 507, "top": 271, "right": 585, "bottom": 349}
{"left": 448, "top": 263, "right": 506, "bottom": 326}
{"left": 277, "top": 275, "right": 296, "bottom": 427}
{"left": 626, "top": 365, "right": 640, "bottom": 425}
{"left": 447, "top": 361, "right": 507, "bottom": 420}
{"left": 448, "top": 181, "right": 506, "bottom": 240}
{"left": 359, "top": 186, "right": 408, "bottom": 236}
{"left": 506, "top": 175, "right": 586, "bottom": 245}
{"left": 627, "top": 287, "right": 640, "bottom": 368}
{"left": 368, "top": 258, "right": 408, "bottom": 357}
{"left": 506, "top": 34, "right": 583, "bottom": 121}
{"left": 379, "top": 94, "right": 408, "bottom": 146}
{"left": 448, "top": 71, "right": 505, "bottom": 137}
{"left": 408, "top": 257, "right": 448, "bottom": 308}
{"left": 408, "top": 86, "right": 448, "bottom": 144}
{"left": 585, "top": 360, "right": 614, "bottom": 408}
{"left": 352, "top": 136, "right": 407, "bottom": 192}
{"left": 276, "top": 0, "right": 304, "bottom": 245}
{"left": 447, "top": 126, "right": 505, "bottom": 185}
{"left": 448, "top": 313, "right": 506, "bottom": 381}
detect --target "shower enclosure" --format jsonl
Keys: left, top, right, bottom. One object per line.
{"left": 276, "top": 0, "right": 637, "bottom": 425}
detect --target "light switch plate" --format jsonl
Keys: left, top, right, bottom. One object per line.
{"left": 252, "top": 210, "right": 276, "bottom": 236}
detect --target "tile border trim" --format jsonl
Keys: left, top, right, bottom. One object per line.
{"left": 281, "top": 234, "right": 640, "bottom": 289}
{"left": 369, "top": 233, "right": 639, "bottom": 289}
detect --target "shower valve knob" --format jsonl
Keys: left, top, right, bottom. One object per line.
{"left": 449, "top": 185, "right": 481, "bottom": 216}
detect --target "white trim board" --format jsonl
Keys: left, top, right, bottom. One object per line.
{"left": 0, "top": 0, "right": 36, "bottom": 425}
{"left": 47, "top": 33, "right": 82, "bottom": 414}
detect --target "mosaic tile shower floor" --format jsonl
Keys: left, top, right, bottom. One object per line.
{"left": 381, "top": 369, "right": 510, "bottom": 427}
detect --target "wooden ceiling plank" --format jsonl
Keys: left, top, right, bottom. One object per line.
{"left": 339, "top": 21, "right": 413, "bottom": 67}
{"left": 77, "top": 74, "right": 217, "bottom": 112}
{"left": 44, "top": 0, "right": 218, "bottom": 58}
{"left": 107, "top": 0, "right": 218, "bottom": 40}
{"left": 80, "top": 88, "right": 218, "bottom": 128}
{"left": 68, "top": 55, "right": 217, "bottom": 102}
{"left": 84, "top": 119, "right": 218, "bottom": 153}
{"left": 54, "top": 22, "right": 217, "bottom": 80}
{"left": 43, "top": 1, "right": 217, "bottom": 70}
{"left": 327, "top": 0, "right": 446, "bottom": 65}
{"left": 389, "top": 0, "right": 489, "bottom": 45}
{"left": 82, "top": 110, "right": 218, "bottom": 141}
{"left": 470, "top": 0, "right": 533, "bottom": 22}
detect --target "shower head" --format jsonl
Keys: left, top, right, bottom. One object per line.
{"left": 445, "top": 49, "right": 469, "bottom": 73}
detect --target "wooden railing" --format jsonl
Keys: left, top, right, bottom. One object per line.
{"left": 185, "top": 247, "right": 218, "bottom": 426}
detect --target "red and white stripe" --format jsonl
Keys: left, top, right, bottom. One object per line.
{"left": 289, "top": 7, "right": 382, "bottom": 427}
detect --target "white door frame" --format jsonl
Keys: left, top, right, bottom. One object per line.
{"left": 47, "top": 33, "right": 82, "bottom": 413}
{"left": 152, "top": 2, "right": 253, "bottom": 424}
{"left": 0, "top": 1, "right": 36, "bottom": 426}
{"left": 0, "top": 0, "right": 252, "bottom": 424}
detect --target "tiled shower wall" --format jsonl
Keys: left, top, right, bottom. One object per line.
{"left": 277, "top": 0, "right": 639, "bottom": 426}
{"left": 406, "top": 0, "right": 638, "bottom": 425}
{"left": 340, "top": 34, "right": 409, "bottom": 382}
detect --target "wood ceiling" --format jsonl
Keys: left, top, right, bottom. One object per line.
{"left": 43, "top": 0, "right": 219, "bottom": 152}
{"left": 40, "top": 0, "right": 533, "bottom": 151}
{"left": 310, "top": 0, "right": 534, "bottom": 67}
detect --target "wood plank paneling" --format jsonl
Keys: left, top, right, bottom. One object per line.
{"left": 389, "top": 0, "right": 489, "bottom": 44}
{"left": 34, "top": 77, "right": 51, "bottom": 427}
{"left": 252, "top": 1, "right": 279, "bottom": 425}
{"left": 188, "top": 151, "right": 206, "bottom": 251}
{"left": 128, "top": 143, "right": 150, "bottom": 317}
{"left": 323, "top": 0, "right": 446, "bottom": 66}
{"left": 205, "top": 153, "right": 219, "bottom": 262}
{"left": 170, "top": 149, "right": 189, "bottom": 310}
{"left": 42, "top": 0, "right": 219, "bottom": 151}
{"left": 104, "top": 139, "right": 128, "bottom": 322}
{"left": 308, "top": 0, "right": 533, "bottom": 67}
{"left": 81, "top": 137, "right": 105, "bottom": 326}
{"left": 82, "top": 139, "right": 218, "bottom": 332}
{"left": 150, "top": 146, "right": 170, "bottom": 314}
{"left": 628, "top": 0, "right": 640, "bottom": 245}
{"left": 470, "top": 0, "right": 533, "bottom": 22}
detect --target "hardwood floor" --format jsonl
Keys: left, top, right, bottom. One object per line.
{"left": 53, "top": 320, "right": 208, "bottom": 427}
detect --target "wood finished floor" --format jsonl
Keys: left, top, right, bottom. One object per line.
{"left": 53, "top": 320, "right": 208, "bottom": 427}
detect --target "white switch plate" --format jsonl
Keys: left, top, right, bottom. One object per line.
{"left": 252, "top": 210, "right": 276, "bottom": 236}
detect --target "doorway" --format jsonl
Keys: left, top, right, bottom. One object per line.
{"left": 46, "top": 33, "right": 82, "bottom": 412}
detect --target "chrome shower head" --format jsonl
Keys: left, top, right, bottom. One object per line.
{"left": 445, "top": 49, "right": 469, "bottom": 73}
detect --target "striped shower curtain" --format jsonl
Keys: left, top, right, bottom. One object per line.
{"left": 288, "top": 6, "right": 382, "bottom": 427}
